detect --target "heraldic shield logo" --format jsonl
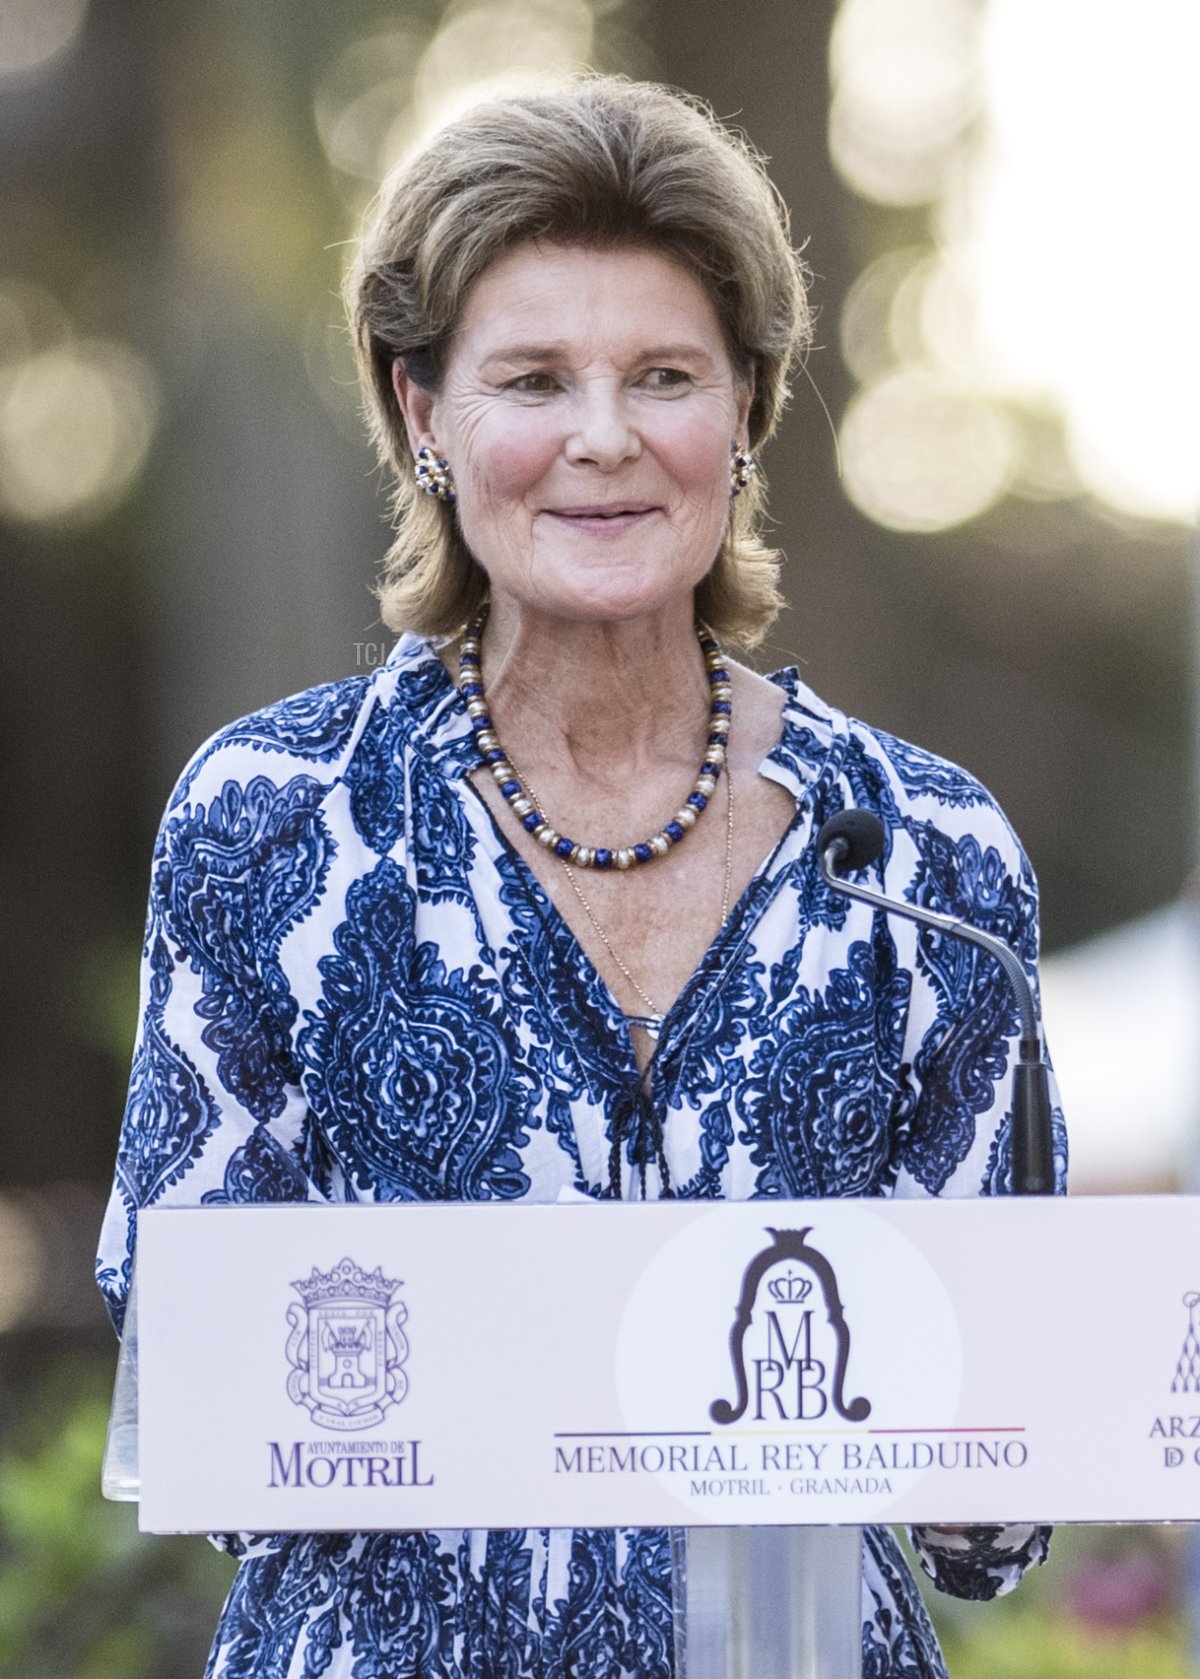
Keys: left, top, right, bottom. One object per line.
{"left": 286, "top": 1257, "right": 409, "bottom": 1430}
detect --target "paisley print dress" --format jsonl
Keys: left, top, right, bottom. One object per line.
{"left": 97, "top": 633, "right": 1067, "bottom": 1679}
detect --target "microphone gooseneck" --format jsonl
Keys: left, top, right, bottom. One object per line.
{"left": 815, "top": 810, "right": 1056, "bottom": 1196}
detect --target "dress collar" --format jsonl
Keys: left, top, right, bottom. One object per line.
{"left": 759, "top": 666, "right": 850, "bottom": 810}
{"left": 368, "top": 635, "right": 851, "bottom": 809}
{"left": 370, "top": 633, "right": 479, "bottom": 778}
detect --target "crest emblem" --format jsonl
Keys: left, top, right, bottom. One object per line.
{"left": 286, "top": 1257, "right": 409, "bottom": 1429}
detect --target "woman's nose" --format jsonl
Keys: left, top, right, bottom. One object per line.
{"left": 564, "top": 386, "right": 639, "bottom": 469}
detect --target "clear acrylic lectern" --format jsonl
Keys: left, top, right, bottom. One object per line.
{"left": 680, "top": 1527, "right": 862, "bottom": 1678}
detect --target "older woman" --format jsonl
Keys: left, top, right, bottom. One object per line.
{"left": 98, "top": 77, "right": 1064, "bottom": 1679}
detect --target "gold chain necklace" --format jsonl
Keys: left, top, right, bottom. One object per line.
{"left": 516, "top": 757, "right": 735, "bottom": 1041}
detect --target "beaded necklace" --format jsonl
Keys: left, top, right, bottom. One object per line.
{"left": 457, "top": 613, "right": 733, "bottom": 870}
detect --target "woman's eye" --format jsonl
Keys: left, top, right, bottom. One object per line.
{"left": 506, "top": 371, "right": 558, "bottom": 394}
{"left": 642, "top": 367, "right": 690, "bottom": 391}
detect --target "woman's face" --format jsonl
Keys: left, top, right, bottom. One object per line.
{"left": 394, "top": 241, "right": 752, "bottom": 627}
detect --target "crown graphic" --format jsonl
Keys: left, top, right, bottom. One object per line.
{"left": 767, "top": 1270, "right": 812, "bottom": 1304}
{"left": 293, "top": 1257, "right": 399, "bottom": 1309}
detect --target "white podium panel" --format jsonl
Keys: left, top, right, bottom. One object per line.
{"left": 132, "top": 1196, "right": 1200, "bottom": 1533}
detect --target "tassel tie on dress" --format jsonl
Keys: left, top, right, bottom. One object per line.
{"left": 607, "top": 1085, "right": 674, "bottom": 1200}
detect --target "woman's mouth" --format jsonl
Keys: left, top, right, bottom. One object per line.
{"left": 544, "top": 504, "right": 659, "bottom": 536}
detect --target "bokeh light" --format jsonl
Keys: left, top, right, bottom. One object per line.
{"left": 834, "top": 0, "right": 1200, "bottom": 529}
{"left": 839, "top": 247, "right": 928, "bottom": 385}
{"left": 829, "top": 0, "right": 980, "bottom": 207}
{"left": 315, "top": 1, "right": 596, "bottom": 195}
{"left": 0, "top": 308, "right": 159, "bottom": 525}
{"left": 967, "top": 0, "right": 1200, "bottom": 522}
{"left": 314, "top": 27, "right": 431, "bottom": 186}
{"left": 840, "top": 369, "right": 1016, "bottom": 532}
{"left": 0, "top": 0, "right": 88, "bottom": 85}
{"left": 410, "top": 0, "right": 594, "bottom": 146}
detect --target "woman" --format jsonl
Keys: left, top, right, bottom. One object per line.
{"left": 98, "top": 77, "right": 1065, "bottom": 1679}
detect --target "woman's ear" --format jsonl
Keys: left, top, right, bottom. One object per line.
{"left": 735, "top": 362, "right": 757, "bottom": 444}
{"left": 391, "top": 360, "right": 438, "bottom": 454}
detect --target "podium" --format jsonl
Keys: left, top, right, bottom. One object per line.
{"left": 105, "top": 1196, "right": 1200, "bottom": 1676}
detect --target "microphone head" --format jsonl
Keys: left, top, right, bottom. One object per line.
{"left": 816, "top": 809, "right": 885, "bottom": 875}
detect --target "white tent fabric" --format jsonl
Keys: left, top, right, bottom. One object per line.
{"left": 1040, "top": 901, "right": 1200, "bottom": 1190}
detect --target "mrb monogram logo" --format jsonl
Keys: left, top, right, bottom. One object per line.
{"left": 286, "top": 1257, "right": 409, "bottom": 1430}
{"left": 711, "top": 1228, "right": 871, "bottom": 1426}
{"left": 758, "top": 1269, "right": 825, "bottom": 1419}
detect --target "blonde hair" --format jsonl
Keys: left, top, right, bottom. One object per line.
{"left": 347, "top": 76, "right": 811, "bottom": 649}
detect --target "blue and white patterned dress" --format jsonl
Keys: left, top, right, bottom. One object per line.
{"left": 97, "top": 633, "right": 1066, "bottom": 1679}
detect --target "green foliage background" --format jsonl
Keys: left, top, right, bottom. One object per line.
{"left": 0, "top": 1362, "right": 231, "bottom": 1679}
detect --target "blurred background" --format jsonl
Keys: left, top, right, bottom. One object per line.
{"left": 1, "top": 0, "right": 1197, "bottom": 1673}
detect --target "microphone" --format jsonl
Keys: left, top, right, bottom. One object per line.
{"left": 816, "top": 810, "right": 1056, "bottom": 1196}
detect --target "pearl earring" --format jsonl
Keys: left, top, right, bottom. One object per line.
{"left": 730, "top": 442, "right": 758, "bottom": 497}
{"left": 414, "top": 446, "right": 456, "bottom": 504}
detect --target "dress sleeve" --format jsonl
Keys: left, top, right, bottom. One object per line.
{"left": 95, "top": 747, "right": 335, "bottom": 1338}
{"left": 911, "top": 1522, "right": 1050, "bottom": 1602}
{"left": 884, "top": 787, "right": 1067, "bottom": 1599}
{"left": 95, "top": 747, "right": 337, "bottom": 1560}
